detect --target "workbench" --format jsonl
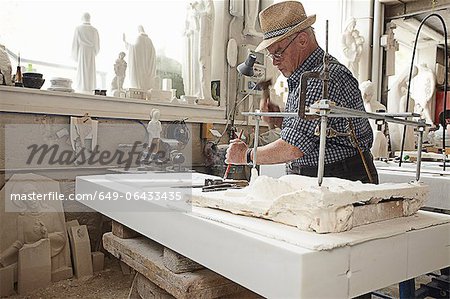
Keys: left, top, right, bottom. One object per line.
{"left": 75, "top": 173, "right": 450, "bottom": 298}
{"left": 375, "top": 161, "right": 450, "bottom": 210}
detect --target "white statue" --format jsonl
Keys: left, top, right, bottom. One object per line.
{"left": 196, "top": 0, "right": 214, "bottom": 101}
{"left": 360, "top": 80, "right": 388, "bottom": 159}
{"left": 428, "top": 124, "right": 450, "bottom": 147}
{"left": 341, "top": 18, "right": 364, "bottom": 79}
{"left": 243, "top": 0, "right": 262, "bottom": 37}
{"left": 383, "top": 22, "right": 398, "bottom": 76}
{"left": 183, "top": 2, "right": 200, "bottom": 97}
{"left": 71, "top": 13, "right": 100, "bottom": 94}
{"left": 182, "top": 0, "right": 215, "bottom": 103}
{"left": 387, "top": 66, "right": 418, "bottom": 152}
{"left": 123, "top": 25, "right": 156, "bottom": 92}
{"left": 111, "top": 51, "right": 127, "bottom": 96}
{"left": 147, "top": 109, "right": 162, "bottom": 154}
{"left": 411, "top": 64, "right": 436, "bottom": 126}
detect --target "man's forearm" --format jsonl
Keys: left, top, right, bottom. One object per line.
{"left": 251, "top": 138, "right": 303, "bottom": 164}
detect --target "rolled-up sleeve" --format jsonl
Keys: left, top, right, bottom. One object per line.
{"left": 281, "top": 117, "right": 319, "bottom": 155}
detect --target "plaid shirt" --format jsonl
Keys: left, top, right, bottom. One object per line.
{"left": 281, "top": 47, "right": 373, "bottom": 167}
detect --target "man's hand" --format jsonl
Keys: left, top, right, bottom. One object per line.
{"left": 259, "top": 98, "right": 282, "bottom": 128}
{"left": 225, "top": 139, "right": 248, "bottom": 165}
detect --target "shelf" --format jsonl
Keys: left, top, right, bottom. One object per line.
{"left": 0, "top": 86, "right": 226, "bottom": 123}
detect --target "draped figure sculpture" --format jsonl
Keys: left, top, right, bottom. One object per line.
{"left": 197, "top": 0, "right": 214, "bottom": 101}
{"left": 182, "top": 2, "right": 200, "bottom": 97}
{"left": 71, "top": 13, "right": 100, "bottom": 93}
{"left": 110, "top": 51, "right": 127, "bottom": 96}
{"left": 243, "top": 0, "right": 263, "bottom": 37}
{"left": 147, "top": 109, "right": 162, "bottom": 154}
{"left": 182, "top": 0, "right": 215, "bottom": 103}
{"left": 360, "top": 80, "right": 388, "bottom": 159}
{"left": 123, "top": 25, "right": 156, "bottom": 92}
{"left": 341, "top": 18, "right": 364, "bottom": 79}
{"left": 411, "top": 64, "right": 436, "bottom": 127}
{"left": 387, "top": 66, "right": 418, "bottom": 152}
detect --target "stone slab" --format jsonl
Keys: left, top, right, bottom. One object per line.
{"left": 68, "top": 225, "right": 93, "bottom": 278}
{"left": 66, "top": 219, "right": 80, "bottom": 231}
{"left": 103, "top": 233, "right": 257, "bottom": 299}
{"left": 92, "top": 251, "right": 104, "bottom": 273}
{"left": 113, "top": 221, "right": 141, "bottom": 239}
{"left": 0, "top": 264, "right": 15, "bottom": 297}
{"left": 17, "top": 238, "right": 52, "bottom": 295}
{"left": 129, "top": 272, "right": 175, "bottom": 299}
{"left": 1, "top": 173, "right": 73, "bottom": 284}
{"left": 376, "top": 162, "right": 450, "bottom": 210}
{"left": 191, "top": 175, "right": 428, "bottom": 233}
{"left": 353, "top": 200, "right": 404, "bottom": 227}
{"left": 120, "top": 261, "right": 134, "bottom": 275}
{"left": 51, "top": 266, "right": 73, "bottom": 282}
{"left": 163, "top": 247, "right": 204, "bottom": 274}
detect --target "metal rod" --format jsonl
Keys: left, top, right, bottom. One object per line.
{"left": 242, "top": 111, "right": 419, "bottom": 119}
{"left": 242, "top": 109, "right": 429, "bottom": 127}
{"left": 318, "top": 113, "right": 328, "bottom": 186}
{"left": 253, "top": 110, "right": 260, "bottom": 170}
{"left": 416, "top": 124, "right": 424, "bottom": 181}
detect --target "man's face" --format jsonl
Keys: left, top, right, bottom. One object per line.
{"left": 267, "top": 32, "right": 303, "bottom": 77}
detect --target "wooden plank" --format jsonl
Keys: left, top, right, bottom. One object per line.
{"left": 103, "top": 233, "right": 258, "bottom": 299}
{"left": 353, "top": 200, "right": 404, "bottom": 227}
{"left": 135, "top": 273, "right": 174, "bottom": 299}
{"left": 163, "top": 247, "right": 204, "bottom": 274}
{"left": 120, "top": 261, "right": 134, "bottom": 275}
{"left": 112, "top": 221, "right": 141, "bottom": 239}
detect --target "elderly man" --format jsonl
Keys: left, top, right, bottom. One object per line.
{"left": 226, "top": 1, "right": 378, "bottom": 183}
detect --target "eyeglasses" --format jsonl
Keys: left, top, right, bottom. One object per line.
{"left": 267, "top": 32, "right": 300, "bottom": 61}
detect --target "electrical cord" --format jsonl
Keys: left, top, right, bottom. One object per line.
{"left": 215, "top": 80, "right": 259, "bottom": 144}
{"left": 399, "top": 13, "right": 448, "bottom": 171}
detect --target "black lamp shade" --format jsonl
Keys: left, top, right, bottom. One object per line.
{"left": 237, "top": 54, "right": 256, "bottom": 77}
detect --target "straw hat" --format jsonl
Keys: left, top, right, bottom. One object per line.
{"left": 255, "top": 1, "right": 316, "bottom": 52}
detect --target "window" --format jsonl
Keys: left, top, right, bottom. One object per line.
{"left": 0, "top": 0, "right": 189, "bottom": 90}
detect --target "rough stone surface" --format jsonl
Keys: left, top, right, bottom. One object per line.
{"left": 112, "top": 221, "right": 141, "bottom": 239}
{"left": 92, "top": 251, "right": 105, "bottom": 273}
{"left": 163, "top": 247, "right": 204, "bottom": 274}
{"left": 103, "top": 233, "right": 258, "bottom": 299}
{"left": 68, "top": 225, "right": 93, "bottom": 279}
{"left": 0, "top": 264, "right": 15, "bottom": 297}
{"left": 129, "top": 272, "right": 175, "bottom": 299}
{"left": 192, "top": 175, "right": 428, "bottom": 233}
{"left": 17, "top": 239, "right": 52, "bottom": 295}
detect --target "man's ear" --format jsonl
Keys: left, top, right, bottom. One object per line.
{"left": 298, "top": 31, "right": 309, "bottom": 48}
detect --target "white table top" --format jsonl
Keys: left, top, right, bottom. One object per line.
{"left": 375, "top": 161, "right": 450, "bottom": 210}
{"left": 76, "top": 173, "right": 450, "bottom": 298}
